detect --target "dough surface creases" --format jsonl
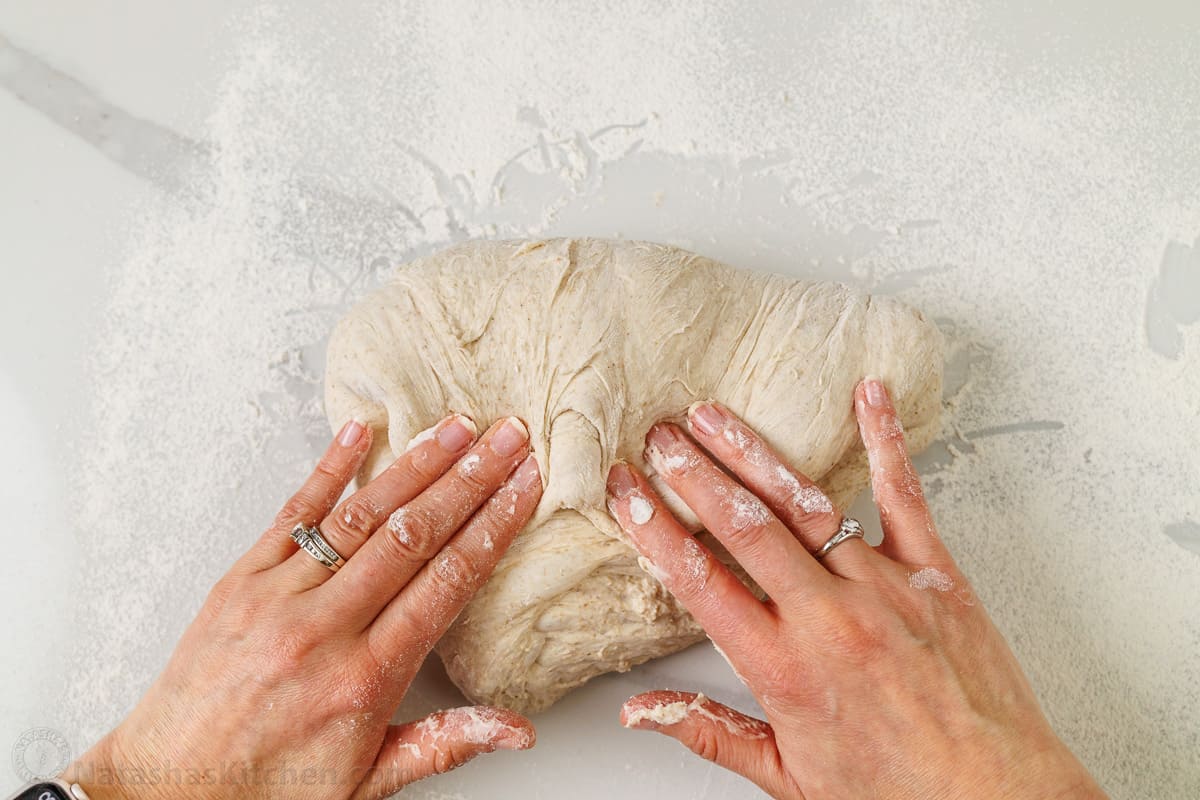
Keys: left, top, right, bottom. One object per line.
{"left": 325, "top": 238, "right": 943, "bottom": 713}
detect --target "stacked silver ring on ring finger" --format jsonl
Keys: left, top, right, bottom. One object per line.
{"left": 291, "top": 524, "right": 346, "bottom": 573}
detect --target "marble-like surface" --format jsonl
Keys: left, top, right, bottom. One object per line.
{"left": 2, "top": 2, "right": 1198, "bottom": 798}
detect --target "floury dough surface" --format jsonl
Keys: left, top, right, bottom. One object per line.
{"left": 325, "top": 238, "right": 943, "bottom": 711}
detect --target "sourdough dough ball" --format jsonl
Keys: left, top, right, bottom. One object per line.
{"left": 325, "top": 238, "right": 943, "bottom": 713}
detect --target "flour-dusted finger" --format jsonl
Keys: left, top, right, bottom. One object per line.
{"left": 855, "top": 377, "right": 955, "bottom": 570}
{"left": 367, "top": 455, "right": 542, "bottom": 659}
{"left": 605, "top": 462, "right": 774, "bottom": 658}
{"left": 684, "top": 401, "right": 877, "bottom": 580}
{"left": 620, "top": 691, "right": 799, "bottom": 799}
{"left": 327, "top": 417, "right": 531, "bottom": 628}
{"left": 235, "top": 419, "right": 372, "bottom": 574}
{"left": 280, "top": 413, "right": 477, "bottom": 590}
{"left": 350, "top": 706, "right": 535, "bottom": 800}
{"left": 643, "top": 423, "right": 833, "bottom": 601}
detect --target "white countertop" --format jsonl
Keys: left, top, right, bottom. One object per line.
{"left": 2, "top": 2, "right": 1198, "bottom": 798}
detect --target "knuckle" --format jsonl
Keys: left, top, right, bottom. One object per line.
{"left": 260, "top": 629, "right": 318, "bottom": 679}
{"left": 452, "top": 458, "right": 494, "bottom": 495}
{"left": 684, "top": 728, "right": 722, "bottom": 763}
{"left": 752, "top": 657, "right": 798, "bottom": 697}
{"left": 384, "top": 506, "right": 439, "bottom": 561}
{"left": 429, "top": 548, "right": 480, "bottom": 595}
{"left": 828, "top": 613, "right": 890, "bottom": 664}
{"left": 880, "top": 470, "right": 925, "bottom": 507}
{"left": 199, "top": 574, "right": 245, "bottom": 623}
{"left": 327, "top": 497, "right": 376, "bottom": 543}
{"left": 391, "top": 449, "right": 443, "bottom": 487}
{"left": 721, "top": 491, "right": 775, "bottom": 541}
{"left": 273, "top": 496, "right": 312, "bottom": 528}
{"left": 432, "top": 743, "right": 474, "bottom": 775}
{"left": 314, "top": 455, "right": 347, "bottom": 482}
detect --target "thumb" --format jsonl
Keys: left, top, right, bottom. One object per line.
{"left": 621, "top": 691, "right": 798, "bottom": 798}
{"left": 353, "top": 705, "right": 535, "bottom": 800}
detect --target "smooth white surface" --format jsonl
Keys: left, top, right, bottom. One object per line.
{"left": 1, "top": 2, "right": 1198, "bottom": 799}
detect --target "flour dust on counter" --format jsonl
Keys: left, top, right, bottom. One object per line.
{"left": 49, "top": 1, "right": 1200, "bottom": 798}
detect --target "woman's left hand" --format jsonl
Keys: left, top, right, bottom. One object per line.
{"left": 66, "top": 413, "right": 542, "bottom": 800}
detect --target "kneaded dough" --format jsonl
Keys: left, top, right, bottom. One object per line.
{"left": 325, "top": 238, "right": 943, "bottom": 713}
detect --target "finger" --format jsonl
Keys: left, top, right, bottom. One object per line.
{"left": 282, "top": 414, "right": 477, "bottom": 590}
{"left": 620, "top": 691, "right": 798, "bottom": 799}
{"left": 643, "top": 423, "right": 831, "bottom": 600}
{"left": 855, "top": 377, "right": 956, "bottom": 570}
{"left": 365, "top": 455, "right": 542, "bottom": 654}
{"left": 234, "top": 419, "right": 372, "bottom": 574}
{"left": 684, "top": 401, "right": 877, "bottom": 580}
{"left": 605, "top": 462, "right": 774, "bottom": 659}
{"left": 350, "top": 706, "right": 535, "bottom": 800}
{"left": 331, "top": 417, "right": 532, "bottom": 626}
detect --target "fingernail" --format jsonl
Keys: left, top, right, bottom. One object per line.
{"left": 511, "top": 455, "right": 542, "bottom": 491}
{"left": 863, "top": 377, "right": 887, "bottom": 408}
{"left": 688, "top": 401, "right": 727, "bottom": 436}
{"left": 337, "top": 419, "right": 365, "bottom": 447}
{"left": 493, "top": 725, "right": 536, "bottom": 751}
{"left": 644, "top": 422, "right": 682, "bottom": 452}
{"left": 606, "top": 462, "right": 637, "bottom": 499}
{"left": 644, "top": 442, "right": 668, "bottom": 476}
{"left": 490, "top": 417, "right": 529, "bottom": 457}
{"left": 437, "top": 414, "right": 476, "bottom": 452}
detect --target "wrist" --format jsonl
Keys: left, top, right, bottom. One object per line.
{"left": 982, "top": 733, "right": 1106, "bottom": 800}
{"left": 61, "top": 732, "right": 166, "bottom": 800}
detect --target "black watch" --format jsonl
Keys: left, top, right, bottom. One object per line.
{"left": 5, "top": 780, "right": 91, "bottom": 800}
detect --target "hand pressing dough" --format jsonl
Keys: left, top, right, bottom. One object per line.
{"left": 325, "top": 238, "right": 943, "bottom": 713}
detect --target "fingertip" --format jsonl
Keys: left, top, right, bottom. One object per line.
{"left": 511, "top": 454, "right": 543, "bottom": 493}
{"left": 619, "top": 691, "right": 696, "bottom": 731}
{"left": 606, "top": 460, "right": 638, "bottom": 499}
{"left": 687, "top": 399, "right": 729, "bottom": 437}
{"left": 859, "top": 375, "right": 891, "bottom": 409}
{"left": 337, "top": 418, "right": 369, "bottom": 448}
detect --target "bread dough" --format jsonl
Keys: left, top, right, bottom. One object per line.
{"left": 324, "top": 238, "right": 943, "bottom": 712}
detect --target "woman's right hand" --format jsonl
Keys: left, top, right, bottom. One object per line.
{"left": 605, "top": 379, "right": 1105, "bottom": 799}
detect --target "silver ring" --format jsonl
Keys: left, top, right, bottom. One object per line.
{"left": 290, "top": 524, "right": 346, "bottom": 573}
{"left": 814, "top": 517, "right": 865, "bottom": 560}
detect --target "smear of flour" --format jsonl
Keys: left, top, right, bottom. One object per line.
{"left": 908, "top": 567, "right": 955, "bottom": 592}
{"left": 775, "top": 464, "right": 834, "bottom": 515}
{"left": 624, "top": 693, "right": 769, "bottom": 739}
{"left": 628, "top": 495, "right": 654, "bottom": 525}
{"left": 404, "top": 421, "right": 440, "bottom": 453}
{"left": 414, "top": 706, "right": 529, "bottom": 750}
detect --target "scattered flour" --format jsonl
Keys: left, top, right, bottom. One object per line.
{"left": 908, "top": 567, "right": 955, "bottom": 592}
{"left": 56, "top": 3, "right": 1200, "bottom": 796}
